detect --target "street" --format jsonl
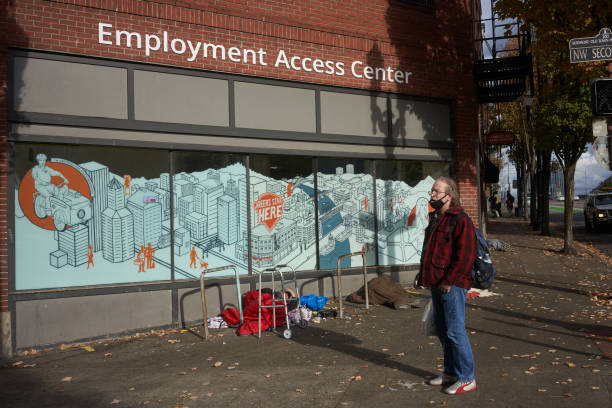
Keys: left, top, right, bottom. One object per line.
{"left": 548, "top": 199, "right": 612, "bottom": 258}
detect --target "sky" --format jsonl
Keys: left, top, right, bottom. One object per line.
{"left": 498, "top": 144, "right": 612, "bottom": 196}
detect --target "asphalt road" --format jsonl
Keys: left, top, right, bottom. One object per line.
{"left": 548, "top": 199, "right": 612, "bottom": 258}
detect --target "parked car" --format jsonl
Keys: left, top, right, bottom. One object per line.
{"left": 584, "top": 191, "right": 612, "bottom": 231}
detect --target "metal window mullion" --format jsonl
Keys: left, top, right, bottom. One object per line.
{"left": 313, "top": 158, "right": 320, "bottom": 270}
{"left": 245, "top": 155, "right": 253, "bottom": 278}
{"left": 372, "top": 160, "right": 379, "bottom": 267}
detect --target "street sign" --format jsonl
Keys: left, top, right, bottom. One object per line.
{"left": 569, "top": 28, "right": 612, "bottom": 63}
{"left": 487, "top": 131, "right": 515, "bottom": 145}
{"left": 593, "top": 135, "right": 611, "bottom": 171}
{"left": 593, "top": 118, "right": 607, "bottom": 136}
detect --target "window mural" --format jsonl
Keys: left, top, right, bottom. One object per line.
{"left": 171, "top": 151, "right": 247, "bottom": 278}
{"left": 14, "top": 144, "right": 170, "bottom": 290}
{"left": 376, "top": 161, "right": 450, "bottom": 265}
{"left": 13, "top": 142, "right": 451, "bottom": 290}
{"left": 317, "top": 159, "right": 376, "bottom": 269}
{"left": 249, "top": 155, "right": 316, "bottom": 272}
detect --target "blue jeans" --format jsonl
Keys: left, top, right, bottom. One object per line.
{"left": 431, "top": 286, "right": 475, "bottom": 382}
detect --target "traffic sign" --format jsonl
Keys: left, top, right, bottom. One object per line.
{"left": 487, "top": 131, "right": 515, "bottom": 145}
{"left": 569, "top": 28, "right": 612, "bottom": 63}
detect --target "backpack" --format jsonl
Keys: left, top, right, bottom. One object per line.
{"left": 449, "top": 214, "right": 496, "bottom": 289}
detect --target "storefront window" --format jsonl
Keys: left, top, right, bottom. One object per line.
{"left": 375, "top": 160, "right": 449, "bottom": 265}
{"left": 171, "top": 151, "right": 247, "bottom": 278}
{"left": 13, "top": 143, "right": 170, "bottom": 289}
{"left": 317, "top": 158, "right": 376, "bottom": 269}
{"left": 249, "top": 155, "right": 316, "bottom": 272}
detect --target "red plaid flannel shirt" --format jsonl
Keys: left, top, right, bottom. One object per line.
{"left": 419, "top": 206, "right": 477, "bottom": 290}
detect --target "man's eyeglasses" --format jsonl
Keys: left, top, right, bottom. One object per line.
{"left": 430, "top": 189, "right": 446, "bottom": 195}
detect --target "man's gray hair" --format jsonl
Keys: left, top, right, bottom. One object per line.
{"left": 436, "top": 176, "right": 461, "bottom": 206}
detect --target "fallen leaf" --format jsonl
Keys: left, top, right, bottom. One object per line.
{"left": 538, "top": 389, "right": 547, "bottom": 392}
{"left": 265, "top": 374, "right": 271, "bottom": 378}
{"left": 227, "top": 366, "right": 236, "bottom": 370}
{"left": 82, "top": 346, "right": 95, "bottom": 352}
{"left": 381, "top": 348, "right": 389, "bottom": 352}
{"left": 207, "top": 393, "right": 213, "bottom": 397}
{"left": 592, "top": 386, "right": 600, "bottom": 390}
{"left": 61, "top": 377, "right": 72, "bottom": 382}
{"left": 213, "top": 361, "right": 223, "bottom": 367}
{"left": 565, "top": 362, "right": 576, "bottom": 368}
{"left": 110, "top": 400, "right": 120, "bottom": 404}
{"left": 314, "top": 371, "right": 322, "bottom": 376}
{"left": 296, "top": 389, "right": 302, "bottom": 392}
{"left": 12, "top": 361, "right": 23, "bottom": 367}
{"left": 104, "top": 353, "right": 112, "bottom": 357}
{"left": 168, "top": 339, "right": 180, "bottom": 344}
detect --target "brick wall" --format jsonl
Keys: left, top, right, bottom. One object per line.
{"left": 1, "top": 0, "right": 480, "bottom": 307}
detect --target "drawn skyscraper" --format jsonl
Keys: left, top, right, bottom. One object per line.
{"left": 178, "top": 195, "right": 194, "bottom": 226}
{"left": 217, "top": 194, "right": 238, "bottom": 244}
{"left": 160, "top": 173, "right": 170, "bottom": 191}
{"left": 185, "top": 212, "right": 207, "bottom": 241}
{"left": 194, "top": 179, "right": 223, "bottom": 236}
{"left": 102, "top": 178, "right": 134, "bottom": 262}
{"left": 80, "top": 161, "right": 109, "bottom": 252}
{"left": 127, "top": 190, "right": 162, "bottom": 250}
{"left": 58, "top": 224, "right": 89, "bottom": 266}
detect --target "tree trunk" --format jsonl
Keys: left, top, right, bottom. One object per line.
{"left": 563, "top": 163, "right": 578, "bottom": 254}
{"left": 522, "top": 160, "right": 529, "bottom": 220}
{"left": 529, "top": 169, "right": 537, "bottom": 227}
{"left": 540, "top": 150, "right": 552, "bottom": 236}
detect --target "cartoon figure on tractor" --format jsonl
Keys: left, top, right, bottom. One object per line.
{"left": 32, "top": 153, "right": 92, "bottom": 231}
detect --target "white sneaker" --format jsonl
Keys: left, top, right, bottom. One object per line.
{"left": 427, "top": 374, "right": 457, "bottom": 386}
{"left": 444, "top": 379, "right": 477, "bottom": 394}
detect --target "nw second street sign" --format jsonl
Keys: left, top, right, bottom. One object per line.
{"left": 569, "top": 28, "right": 612, "bottom": 63}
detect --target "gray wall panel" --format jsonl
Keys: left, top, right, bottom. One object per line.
{"left": 13, "top": 57, "right": 128, "bottom": 119}
{"left": 134, "top": 70, "right": 229, "bottom": 126}
{"left": 15, "top": 291, "right": 171, "bottom": 349}
{"left": 392, "top": 99, "right": 451, "bottom": 142}
{"left": 235, "top": 82, "right": 315, "bottom": 132}
{"left": 321, "top": 92, "right": 387, "bottom": 138}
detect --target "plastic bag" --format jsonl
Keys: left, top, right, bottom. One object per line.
{"left": 421, "top": 298, "right": 437, "bottom": 336}
{"left": 300, "top": 294, "right": 328, "bottom": 311}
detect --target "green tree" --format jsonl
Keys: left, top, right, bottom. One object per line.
{"left": 495, "top": 0, "right": 610, "bottom": 253}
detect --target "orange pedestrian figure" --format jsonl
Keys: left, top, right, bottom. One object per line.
{"left": 364, "top": 196, "right": 368, "bottom": 212}
{"left": 287, "top": 181, "right": 293, "bottom": 197}
{"left": 123, "top": 175, "right": 132, "bottom": 196}
{"left": 189, "top": 246, "right": 198, "bottom": 268}
{"left": 145, "top": 243, "right": 155, "bottom": 269}
{"left": 135, "top": 245, "right": 145, "bottom": 273}
{"left": 86, "top": 245, "right": 94, "bottom": 269}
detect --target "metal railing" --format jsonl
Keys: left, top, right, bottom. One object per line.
{"left": 336, "top": 251, "right": 368, "bottom": 319}
{"left": 200, "top": 265, "right": 243, "bottom": 340}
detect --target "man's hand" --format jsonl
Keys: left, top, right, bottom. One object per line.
{"left": 438, "top": 283, "right": 451, "bottom": 293}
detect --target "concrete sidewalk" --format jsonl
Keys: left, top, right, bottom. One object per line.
{"left": 1, "top": 218, "right": 611, "bottom": 407}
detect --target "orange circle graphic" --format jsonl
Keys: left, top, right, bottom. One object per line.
{"left": 18, "top": 162, "right": 92, "bottom": 231}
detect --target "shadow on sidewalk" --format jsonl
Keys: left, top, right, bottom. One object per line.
{"left": 469, "top": 302, "right": 612, "bottom": 343}
{"left": 289, "top": 325, "right": 436, "bottom": 379}
{"left": 495, "top": 276, "right": 591, "bottom": 297}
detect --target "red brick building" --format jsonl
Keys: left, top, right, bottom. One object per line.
{"left": 1, "top": 0, "right": 481, "bottom": 355}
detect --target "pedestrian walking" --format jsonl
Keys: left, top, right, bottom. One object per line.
{"left": 416, "top": 177, "right": 477, "bottom": 394}
{"left": 494, "top": 190, "right": 502, "bottom": 217}
{"left": 506, "top": 190, "right": 515, "bottom": 216}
